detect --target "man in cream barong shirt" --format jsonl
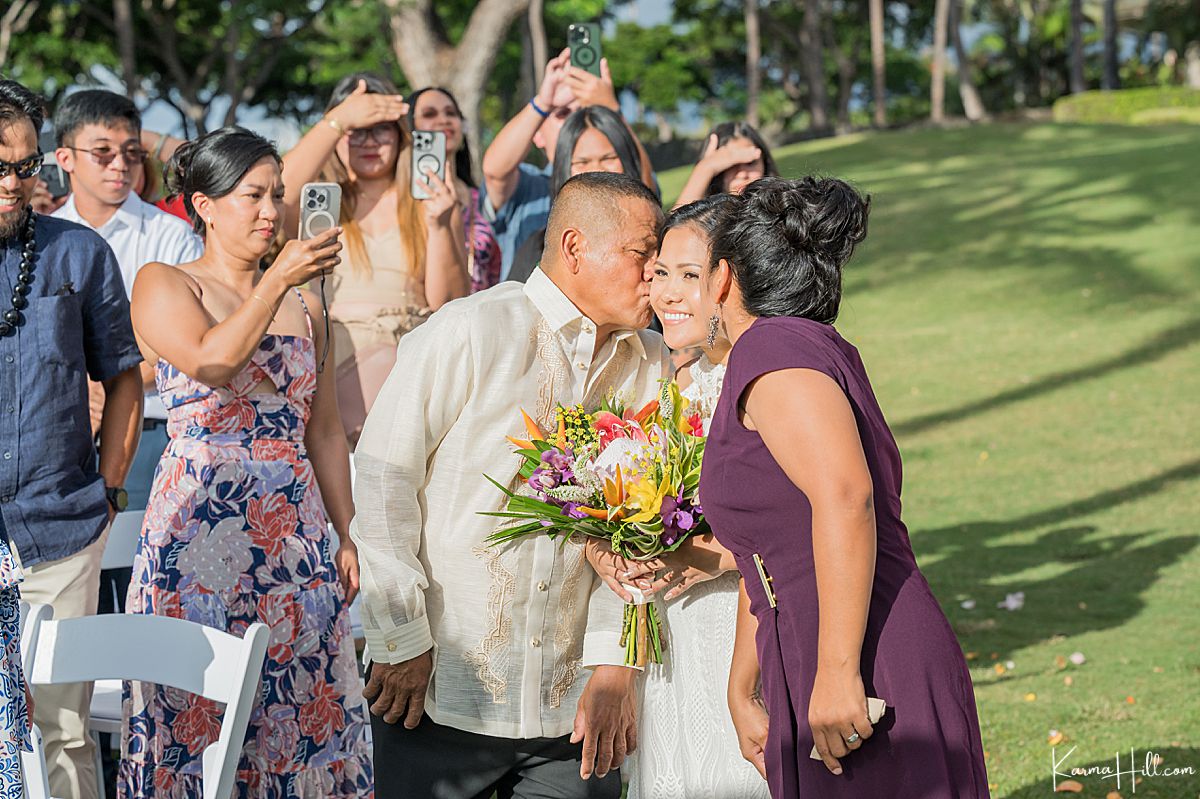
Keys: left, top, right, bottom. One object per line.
{"left": 351, "top": 173, "right": 671, "bottom": 798}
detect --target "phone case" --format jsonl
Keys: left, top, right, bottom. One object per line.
{"left": 299, "top": 182, "right": 342, "bottom": 240}
{"left": 568, "top": 23, "right": 602, "bottom": 77}
{"left": 411, "top": 130, "right": 447, "bottom": 201}
{"left": 809, "top": 697, "right": 888, "bottom": 759}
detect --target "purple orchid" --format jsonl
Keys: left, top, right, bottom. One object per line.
{"left": 660, "top": 492, "right": 697, "bottom": 547}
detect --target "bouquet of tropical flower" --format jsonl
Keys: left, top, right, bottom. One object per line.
{"left": 482, "top": 382, "right": 708, "bottom": 666}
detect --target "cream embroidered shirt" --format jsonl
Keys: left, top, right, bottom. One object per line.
{"left": 350, "top": 268, "right": 672, "bottom": 739}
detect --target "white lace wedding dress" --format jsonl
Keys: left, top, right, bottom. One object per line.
{"left": 627, "top": 356, "right": 770, "bottom": 799}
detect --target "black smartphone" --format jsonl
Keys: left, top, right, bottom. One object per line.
{"left": 38, "top": 128, "right": 70, "bottom": 199}
{"left": 568, "top": 23, "right": 602, "bottom": 78}
{"left": 410, "top": 130, "right": 447, "bottom": 200}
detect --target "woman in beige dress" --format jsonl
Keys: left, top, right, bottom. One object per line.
{"left": 282, "top": 72, "right": 470, "bottom": 446}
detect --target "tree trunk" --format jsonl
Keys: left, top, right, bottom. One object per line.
{"left": 1069, "top": 0, "right": 1086, "bottom": 93}
{"left": 382, "top": 0, "right": 532, "bottom": 181}
{"left": 800, "top": 0, "right": 831, "bottom": 133}
{"left": 1102, "top": 0, "right": 1120, "bottom": 89}
{"left": 950, "top": 0, "right": 985, "bottom": 120}
{"left": 744, "top": 0, "right": 762, "bottom": 127}
{"left": 655, "top": 112, "right": 673, "bottom": 144}
{"left": 931, "top": 0, "right": 950, "bottom": 122}
{"left": 112, "top": 0, "right": 137, "bottom": 97}
{"left": 869, "top": 0, "right": 886, "bottom": 127}
{"left": 1186, "top": 42, "right": 1200, "bottom": 88}
{"left": 528, "top": 0, "right": 547, "bottom": 87}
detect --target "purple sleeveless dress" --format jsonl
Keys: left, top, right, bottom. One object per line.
{"left": 700, "top": 316, "right": 989, "bottom": 798}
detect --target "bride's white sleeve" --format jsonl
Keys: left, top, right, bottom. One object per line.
{"left": 349, "top": 311, "right": 474, "bottom": 665}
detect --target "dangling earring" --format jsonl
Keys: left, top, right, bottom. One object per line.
{"left": 705, "top": 304, "right": 722, "bottom": 349}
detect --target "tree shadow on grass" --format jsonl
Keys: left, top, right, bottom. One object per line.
{"left": 788, "top": 123, "right": 1200, "bottom": 308}
{"left": 914, "top": 459, "right": 1200, "bottom": 663}
{"left": 1001, "top": 746, "right": 1200, "bottom": 798}
{"left": 891, "top": 317, "right": 1200, "bottom": 436}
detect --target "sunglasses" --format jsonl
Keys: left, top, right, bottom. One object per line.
{"left": 66, "top": 145, "right": 149, "bottom": 167}
{"left": 0, "top": 153, "right": 44, "bottom": 181}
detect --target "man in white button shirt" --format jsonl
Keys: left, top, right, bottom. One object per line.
{"left": 48, "top": 88, "right": 202, "bottom": 798}
{"left": 51, "top": 89, "right": 202, "bottom": 575}
{"left": 352, "top": 172, "right": 671, "bottom": 797}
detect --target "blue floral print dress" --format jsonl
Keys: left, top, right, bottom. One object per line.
{"left": 119, "top": 296, "right": 373, "bottom": 799}
{"left": 0, "top": 537, "right": 30, "bottom": 799}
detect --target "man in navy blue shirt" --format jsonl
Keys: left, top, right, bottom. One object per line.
{"left": 0, "top": 79, "right": 143, "bottom": 799}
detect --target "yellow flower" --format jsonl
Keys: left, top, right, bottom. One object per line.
{"left": 624, "top": 471, "right": 674, "bottom": 524}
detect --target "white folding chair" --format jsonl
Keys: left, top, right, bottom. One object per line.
{"left": 31, "top": 615, "right": 269, "bottom": 799}
{"left": 17, "top": 602, "right": 53, "bottom": 799}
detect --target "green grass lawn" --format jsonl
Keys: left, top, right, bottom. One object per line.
{"left": 660, "top": 122, "right": 1200, "bottom": 797}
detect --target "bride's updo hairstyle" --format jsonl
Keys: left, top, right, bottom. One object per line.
{"left": 659, "top": 193, "right": 739, "bottom": 252}
{"left": 165, "top": 126, "right": 280, "bottom": 237}
{"left": 711, "top": 176, "right": 869, "bottom": 323}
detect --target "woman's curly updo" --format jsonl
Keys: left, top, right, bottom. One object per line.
{"left": 711, "top": 176, "right": 870, "bottom": 323}
{"left": 164, "top": 126, "right": 280, "bottom": 237}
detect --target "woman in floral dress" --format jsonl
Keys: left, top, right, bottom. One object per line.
{"left": 122, "top": 127, "right": 372, "bottom": 798}
{"left": 0, "top": 535, "right": 31, "bottom": 798}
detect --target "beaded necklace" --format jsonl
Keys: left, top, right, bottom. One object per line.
{"left": 0, "top": 210, "right": 36, "bottom": 337}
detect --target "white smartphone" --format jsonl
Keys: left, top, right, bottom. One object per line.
{"left": 410, "top": 130, "right": 447, "bottom": 200}
{"left": 298, "top": 182, "right": 342, "bottom": 240}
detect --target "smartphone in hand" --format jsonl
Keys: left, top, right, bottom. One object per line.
{"left": 299, "top": 182, "right": 342, "bottom": 240}
{"left": 568, "top": 23, "right": 602, "bottom": 78}
{"left": 410, "top": 130, "right": 447, "bottom": 200}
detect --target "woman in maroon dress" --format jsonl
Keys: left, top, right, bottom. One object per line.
{"left": 699, "top": 177, "right": 989, "bottom": 798}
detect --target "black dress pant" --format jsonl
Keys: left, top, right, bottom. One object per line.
{"left": 369, "top": 708, "right": 622, "bottom": 799}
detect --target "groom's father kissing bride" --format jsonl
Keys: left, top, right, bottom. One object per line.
{"left": 351, "top": 172, "right": 671, "bottom": 798}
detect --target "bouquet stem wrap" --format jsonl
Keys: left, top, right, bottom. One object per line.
{"left": 619, "top": 586, "right": 663, "bottom": 666}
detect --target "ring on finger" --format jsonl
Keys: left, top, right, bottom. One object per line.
{"left": 845, "top": 731, "right": 861, "bottom": 745}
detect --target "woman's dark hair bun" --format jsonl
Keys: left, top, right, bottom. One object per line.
{"left": 163, "top": 138, "right": 196, "bottom": 199}
{"left": 711, "top": 176, "right": 870, "bottom": 323}
{"left": 162, "top": 126, "right": 280, "bottom": 237}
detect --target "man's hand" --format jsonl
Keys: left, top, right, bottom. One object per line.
{"left": 363, "top": 649, "right": 433, "bottom": 729}
{"left": 535, "top": 48, "right": 574, "bottom": 112}
{"left": 563, "top": 59, "right": 619, "bottom": 111}
{"left": 571, "top": 665, "right": 637, "bottom": 779}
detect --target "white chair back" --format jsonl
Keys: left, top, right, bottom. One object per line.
{"left": 31, "top": 615, "right": 269, "bottom": 799}
{"left": 100, "top": 510, "right": 144, "bottom": 571}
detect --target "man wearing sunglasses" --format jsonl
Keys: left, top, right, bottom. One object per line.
{"left": 0, "top": 79, "right": 143, "bottom": 799}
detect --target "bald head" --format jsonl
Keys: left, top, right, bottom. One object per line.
{"left": 539, "top": 172, "right": 664, "bottom": 336}
{"left": 542, "top": 172, "right": 663, "bottom": 272}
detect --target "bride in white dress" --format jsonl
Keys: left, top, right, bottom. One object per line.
{"left": 586, "top": 196, "right": 769, "bottom": 799}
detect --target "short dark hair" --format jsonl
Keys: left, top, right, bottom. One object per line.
{"left": 551, "top": 106, "right": 643, "bottom": 198}
{"left": 406, "top": 86, "right": 474, "bottom": 188}
{"left": 0, "top": 79, "right": 46, "bottom": 143}
{"left": 53, "top": 89, "right": 140, "bottom": 146}
{"left": 711, "top": 176, "right": 869, "bottom": 323}
{"left": 545, "top": 171, "right": 663, "bottom": 260}
{"left": 701, "top": 121, "right": 780, "bottom": 197}
{"left": 164, "top": 126, "right": 280, "bottom": 237}
{"left": 659, "top": 193, "right": 739, "bottom": 254}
